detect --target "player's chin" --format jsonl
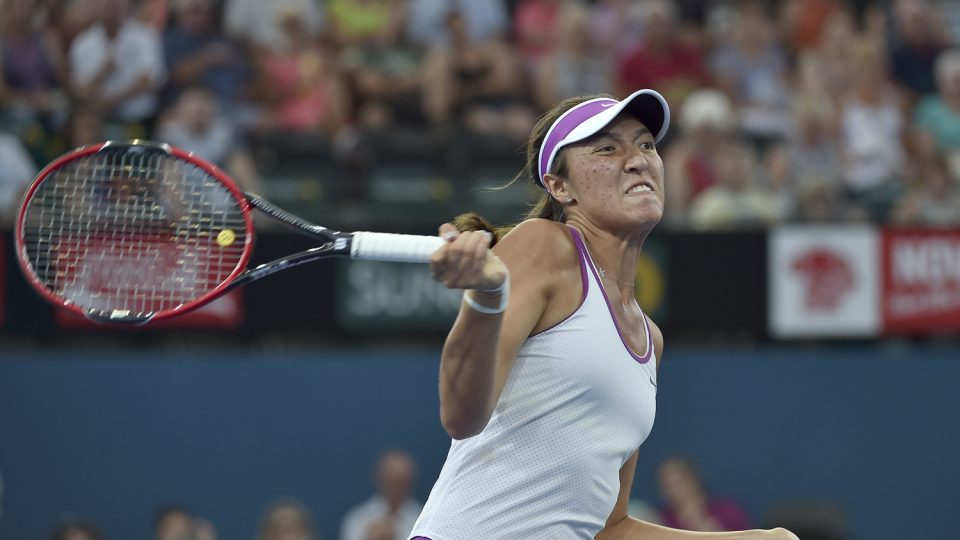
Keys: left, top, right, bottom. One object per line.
{"left": 630, "top": 200, "right": 664, "bottom": 226}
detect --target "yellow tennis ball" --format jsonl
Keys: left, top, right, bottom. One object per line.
{"left": 216, "top": 228, "right": 236, "bottom": 247}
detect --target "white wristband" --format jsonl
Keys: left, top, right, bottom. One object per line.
{"left": 462, "top": 276, "right": 509, "bottom": 315}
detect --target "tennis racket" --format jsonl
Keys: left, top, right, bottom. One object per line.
{"left": 15, "top": 140, "right": 445, "bottom": 324}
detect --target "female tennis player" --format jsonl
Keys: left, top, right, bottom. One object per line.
{"left": 413, "top": 90, "right": 798, "bottom": 540}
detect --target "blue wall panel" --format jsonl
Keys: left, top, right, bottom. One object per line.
{"left": 0, "top": 345, "right": 957, "bottom": 540}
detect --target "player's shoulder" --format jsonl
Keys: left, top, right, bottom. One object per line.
{"left": 496, "top": 218, "right": 579, "bottom": 268}
{"left": 500, "top": 219, "right": 575, "bottom": 251}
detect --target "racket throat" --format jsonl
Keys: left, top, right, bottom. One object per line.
{"left": 85, "top": 308, "right": 157, "bottom": 325}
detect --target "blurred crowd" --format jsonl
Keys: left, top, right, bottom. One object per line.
{"left": 2, "top": 0, "right": 960, "bottom": 230}
{"left": 30, "top": 451, "right": 848, "bottom": 540}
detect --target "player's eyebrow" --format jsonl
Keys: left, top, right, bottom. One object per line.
{"left": 587, "top": 126, "right": 653, "bottom": 143}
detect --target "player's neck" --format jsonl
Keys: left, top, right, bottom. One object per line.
{"left": 567, "top": 219, "right": 646, "bottom": 293}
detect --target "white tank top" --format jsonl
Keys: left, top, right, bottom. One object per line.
{"left": 410, "top": 227, "right": 658, "bottom": 540}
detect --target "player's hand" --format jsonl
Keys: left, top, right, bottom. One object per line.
{"left": 430, "top": 223, "right": 508, "bottom": 291}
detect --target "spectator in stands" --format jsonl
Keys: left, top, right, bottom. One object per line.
{"left": 888, "top": 0, "right": 951, "bottom": 102}
{"left": 914, "top": 48, "right": 960, "bottom": 174}
{"left": 587, "top": 0, "right": 646, "bottom": 60}
{"left": 0, "top": 0, "right": 68, "bottom": 151}
{"left": 252, "top": 5, "right": 349, "bottom": 136}
{"left": 138, "top": 0, "right": 173, "bottom": 31}
{"left": 794, "top": 8, "right": 856, "bottom": 109}
{"left": 154, "top": 504, "right": 217, "bottom": 540}
{"left": 532, "top": 1, "right": 613, "bottom": 112}
{"left": 615, "top": 0, "right": 709, "bottom": 107}
{"left": 891, "top": 155, "right": 960, "bottom": 226}
{"left": 163, "top": 0, "right": 250, "bottom": 111}
{"left": 780, "top": 0, "right": 845, "bottom": 54}
{"left": 838, "top": 38, "right": 907, "bottom": 222}
{"left": 330, "top": 0, "right": 423, "bottom": 131}
{"left": 657, "top": 456, "right": 752, "bottom": 532}
{"left": 340, "top": 449, "right": 423, "bottom": 540}
{"left": 155, "top": 84, "right": 261, "bottom": 193}
{"left": 49, "top": 517, "right": 105, "bottom": 540}
{"left": 257, "top": 498, "right": 317, "bottom": 540}
{"left": 406, "top": 0, "right": 508, "bottom": 48}
{"left": 154, "top": 505, "right": 194, "bottom": 540}
{"left": 687, "top": 139, "right": 785, "bottom": 230}
{"left": 47, "top": 0, "right": 98, "bottom": 50}
{"left": 0, "top": 130, "right": 38, "bottom": 225}
{"left": 328, "top": 0, "right": 407, "bottom": 49}
{"left": 711, "top": 1, "right": 793, "bottom": 147}
{"left": 68, "top": 0, "right": 166, "bottom": 137}
{"left": 513, "top": 0, "right": 563, "bottom": 70}
{"left": 781, "top": 96, "right": 847, "bottom": 223}
{"left": 420, "top": 8, "right": 535, "bottom": 141}
{"left": 662, "top": 88, "right": 737, "bottom": 228}
{"left": 63, "top": 107, "right": 106, "bottom": 148}
{"left": 222, "top": 0, "right": 324, "bottom": 54}
{"left": 760, "top": 143, "right": 798, "bottom": 221}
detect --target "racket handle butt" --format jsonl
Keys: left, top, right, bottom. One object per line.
{"left": 350, "top": 232, "right": 444, "bottom": 263}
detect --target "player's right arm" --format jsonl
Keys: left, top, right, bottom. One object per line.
{"left": 430, "top": 219, "right": 572, "bottom": 439}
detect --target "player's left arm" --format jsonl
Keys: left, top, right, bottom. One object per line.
{"left": 596, "top": 452, "right": 797, "bottom": 539}
{"left": 597, "top": 315, "right": 663, "bottom": 534}
{"left": 595, "top": 321, "right": 798, "bottom": 540}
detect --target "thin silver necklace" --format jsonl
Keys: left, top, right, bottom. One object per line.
{"left": 580, "top": 234, "right": 637, "bottom": 288}
{"left": 597, "top": 266, "right": 636, "bottom": 288}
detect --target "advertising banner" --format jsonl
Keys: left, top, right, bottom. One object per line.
{"left": 769, "top": 226, "right": 881, "bottom": 337}
{"left": 883, "top": 230, "right": 960, "bottom": 333}
{"left": 635, "top": 238, "right": 668, "bottom": 321}
{"left": 54, "top": 292, "right": 244, "bottom": 329}
{"left": 337, "top": 259, "right": 461, "bottom": 330}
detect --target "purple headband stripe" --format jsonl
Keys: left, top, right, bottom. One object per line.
{"left": 537, "top": 98, "right": 617, "bottom": 186}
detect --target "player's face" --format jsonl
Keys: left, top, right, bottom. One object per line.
{"left": 562, "top": 115, "right": 665, "bottom": 231}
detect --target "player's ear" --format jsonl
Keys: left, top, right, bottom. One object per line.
{"left": 543, "top": 173, "right": 574, "bottom": 205}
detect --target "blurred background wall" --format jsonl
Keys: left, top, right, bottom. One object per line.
{"left": 2, "top": 346, "right": 958, "bottom": 540}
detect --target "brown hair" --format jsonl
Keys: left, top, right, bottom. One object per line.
{"left": 453, "top": 94, "right": 615, "bottom": 245}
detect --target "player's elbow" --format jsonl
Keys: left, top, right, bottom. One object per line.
{"left": 440, "top": 407, "right": 486, "bottom": 440}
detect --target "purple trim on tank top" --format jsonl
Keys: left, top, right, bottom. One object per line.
{"left": 411, "top": 537, "right": 432, "bottom": 539}
{"left": 567, "top": 227, "right": 652, "bottom": 364}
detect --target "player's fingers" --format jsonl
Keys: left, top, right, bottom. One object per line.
{"left": 429, "top": 223, "right": 460, "bottom": 276}
{"left": 455, "top": 231, "right": 486, "bottom": 283}
{"left": 473, "top": 231, "right": 492, "bottom": 266}
{"left": 431, "top": 230, "right": 495, "bottom": 289}
{"left": 453, "top": 231, "right": 488, "bottom": 281}
{"left": 438, "top": 223, "right": 459, "bottom": 242}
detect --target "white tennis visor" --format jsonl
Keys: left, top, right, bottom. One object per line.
{"left": 537, "top": 89, "right": 671, "bottom": 188}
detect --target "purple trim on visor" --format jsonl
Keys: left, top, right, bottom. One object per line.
{"left": 538, "top": 98, "right": 617, "bottom": 185}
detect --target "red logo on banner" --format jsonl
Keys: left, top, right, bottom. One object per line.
{"left": 53, "top": 292, "right": 244, "bottom": 329}
{"left": 50, "top": 234, "right": 244, "bottom": 329}
{"left": 883, "top": 230, "right": 960, "bottom": 333}
{"left": 792, "top": 249, "right": 855, "bottom": 311}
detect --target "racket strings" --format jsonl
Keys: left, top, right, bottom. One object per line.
{"left": 21, "top": 149, "right": 248, "bottom": 316}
